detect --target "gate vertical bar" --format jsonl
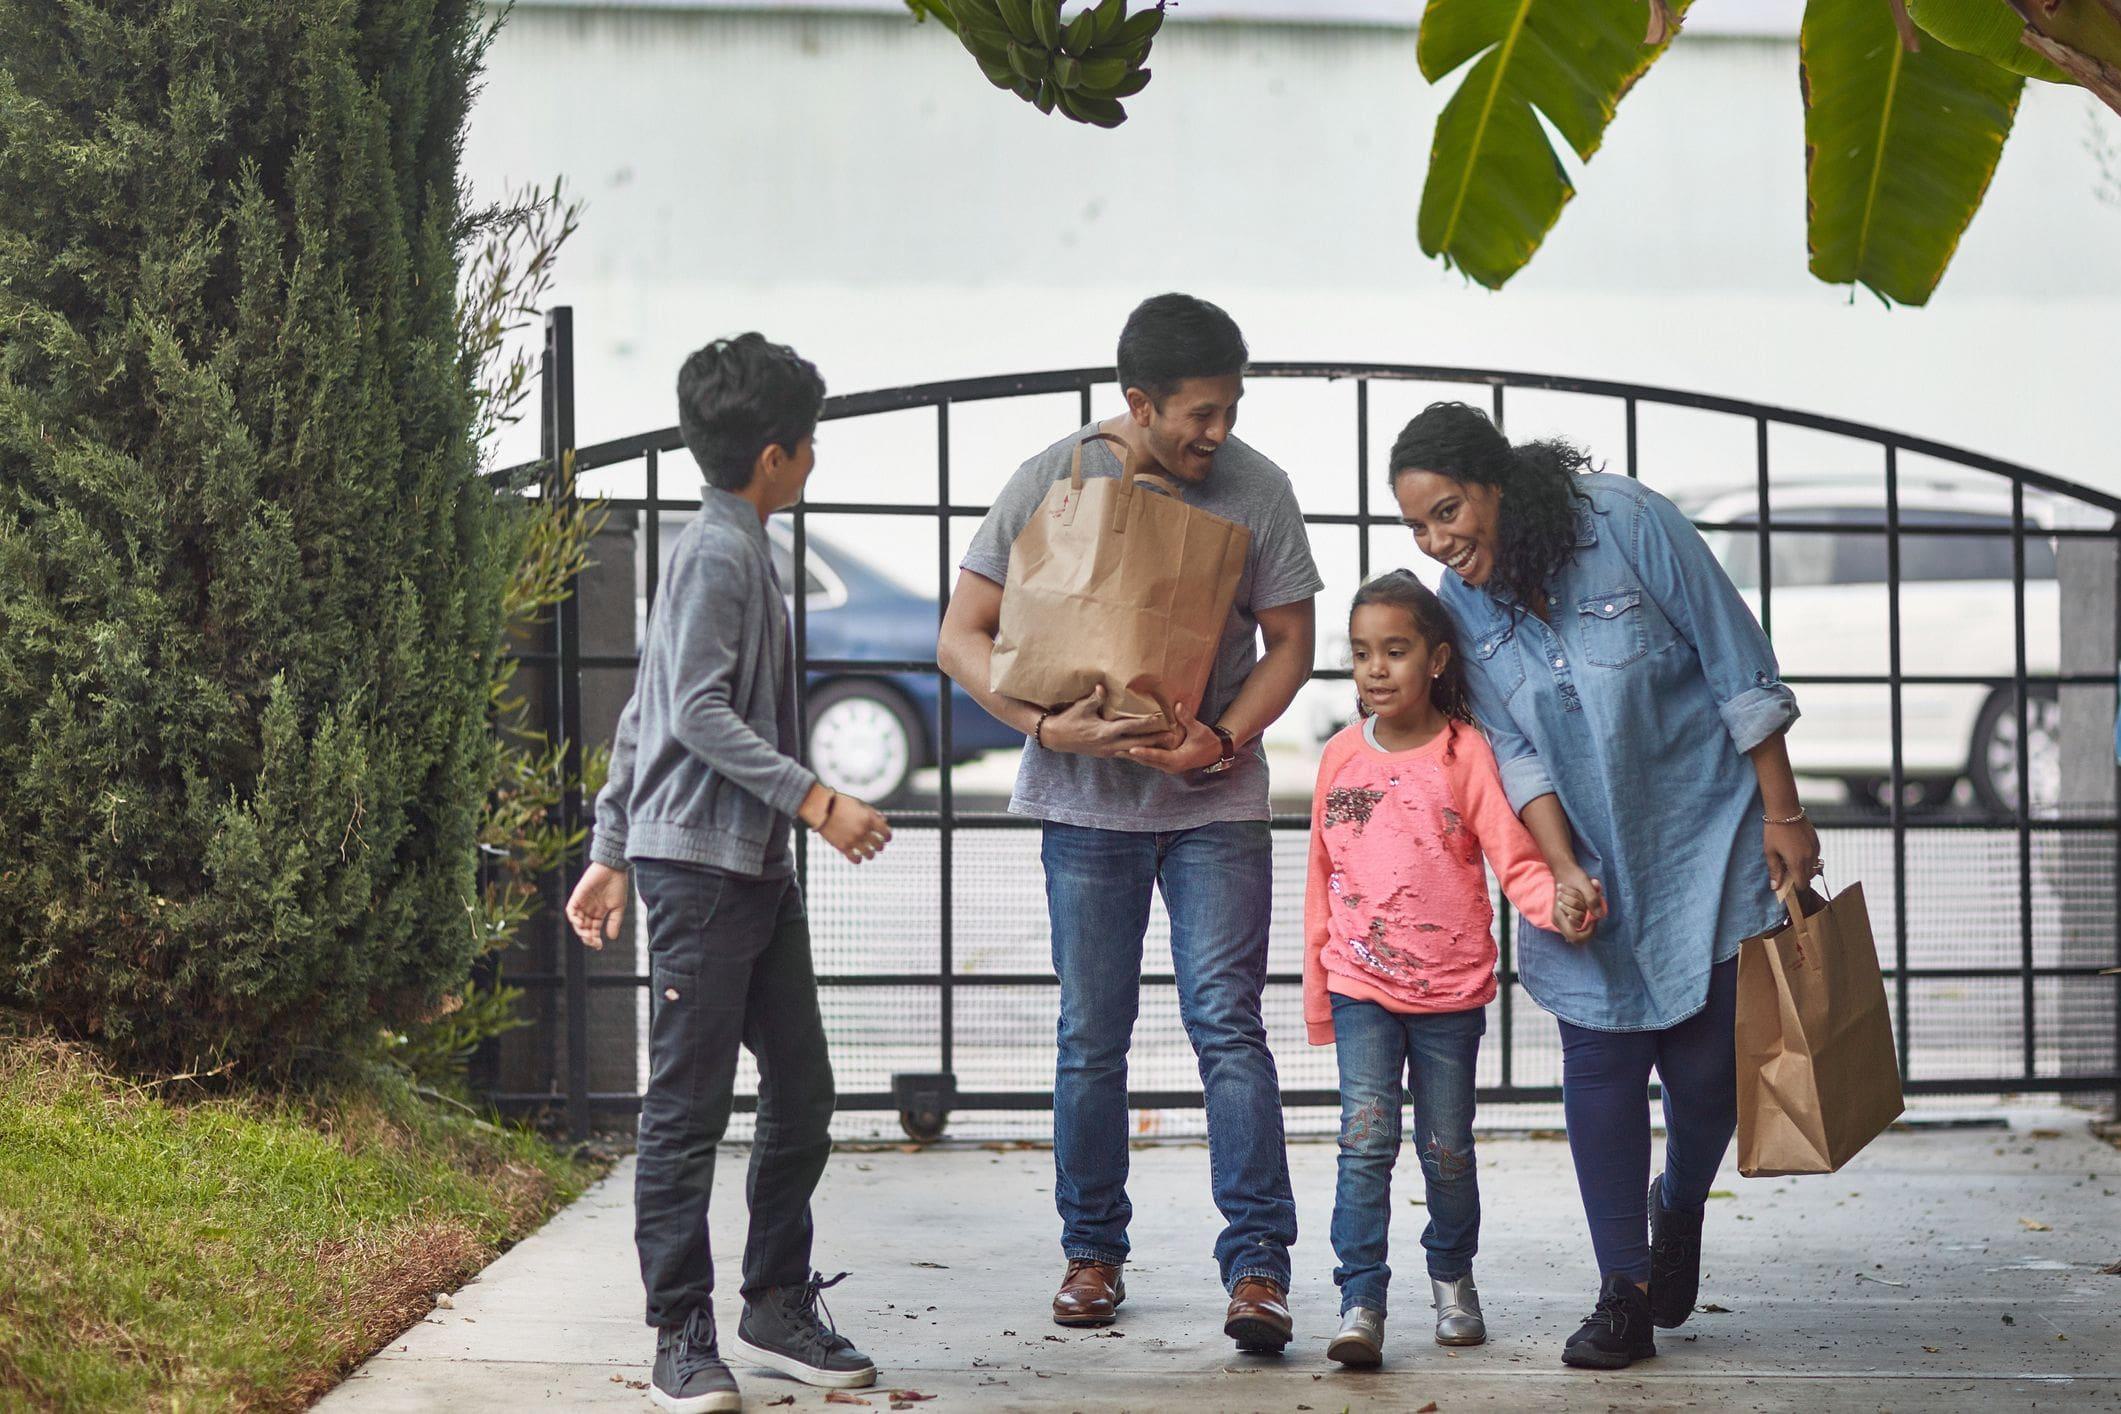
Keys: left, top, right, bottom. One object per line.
{"left": 1755, "top": 419, "right": 1772, "bottom": 639}
{"left": 1356, "top": 379, "right": 1371, "bottom": 582}
{"left": 1885, "top": 447, "right": 1910, "bottom": 1077}
{"left": 2014, "top": 481, "right": 2034, "bottom": 1078}
{"left": 937, "top": 400, "right": 955, "bottom": 1076}
{"left": 793, "top": 455, "right": 809, "bottom": 884}
{"left": 1624, "top": 397, "right": 1639, "bottom": 479}
{"left": 544, "top": 306, "right": 589, "bottom": 1142}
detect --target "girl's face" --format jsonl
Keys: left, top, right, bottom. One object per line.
{"left": 1349, "top": 602, "right": 1449, "bottom": 721}
{"left": 1395, "top": 469, "right": 1502, "bottom": 588}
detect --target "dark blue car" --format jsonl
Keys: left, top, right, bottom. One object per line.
{"left": 645, "top": 517, "right": 1020, "bottom": 803}
{"left": 768, "top": 522, "right": 1022, "bottom": 803}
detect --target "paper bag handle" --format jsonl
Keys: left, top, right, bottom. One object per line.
{"left": 1774, "top": 878, "right": 1830, "bottom": 946}
{"left": 1070, "top": 432, "right": 1178, "bottom": 534}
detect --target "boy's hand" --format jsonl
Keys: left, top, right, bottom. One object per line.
{"left": 803, "top": 783, "right": 893, "bottom": 865}
{"left": 566, "top": 863, "right": 630, "bottom": 951}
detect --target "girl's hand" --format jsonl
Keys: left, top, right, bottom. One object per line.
{"left": 1552, "top": 867, "right": 1607, "bottom": 945}
{"left": 1763, "top": 816, "right": 1821, "bottom": 891}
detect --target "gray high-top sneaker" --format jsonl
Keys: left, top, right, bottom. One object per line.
{"left": 651, "top": 1308, "right": 741, "bottom": 1413}
{"left": 734, "top": 1271, "right": 878, "bottom": 1389}
{"left": 1431, "top": 1274, "right": 1486, "bottom": 1346}
{"left": 1327, "top": 1307, "right": 1384, "bottom": 1367}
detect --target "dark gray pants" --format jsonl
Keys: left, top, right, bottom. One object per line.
{"left": 633, "top": 860, "right": 836, "bottom": 1329}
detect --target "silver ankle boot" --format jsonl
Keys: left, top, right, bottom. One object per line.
{"left": 1431, "top": 1275, "right": 1486, "bottom": 1346}
{"left": 1327, "top": 1306, "right": 1384, "bottom": 1367}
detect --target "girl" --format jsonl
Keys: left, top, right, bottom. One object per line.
{"left": 1389, "top": 401, "right": 1813, "bottom": 1371}
{"left": 1303, "top": 570, "right": 1600, "bottom": 1368}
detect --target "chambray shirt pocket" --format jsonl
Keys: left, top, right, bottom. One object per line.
{"left": 1574, "top": 587, "right": 1648, "bottom": 668}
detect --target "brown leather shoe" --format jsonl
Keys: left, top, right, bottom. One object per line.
{"left": 1224, "top": 1276, "right": 1293, "bottom": 1352}
{"left": 1052, "top": 1259, "right": 1125, "bottom": 1327}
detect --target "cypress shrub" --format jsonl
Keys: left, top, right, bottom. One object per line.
{"left": 0, "top": 1, "right": 509, "bottom": 1077}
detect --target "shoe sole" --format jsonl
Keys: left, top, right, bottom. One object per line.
{"left": 649, "top": 1387, "right": 741, "bottom": 1414}
{"left": 1435, "top": 1330, "right": 1487, "bottom": 1347}
{"left": 1561, "top": 1342, "right": 1656, "bottom": 1370}
{"left": 730, "top": 1335, "right": 877, "bottom": 1389}
{"left": 1225, "top": 1316, "right": 1293, "bottom": 1354}
{"left": 1326, "top": 1334, "right": 1382, "bottom": 1367}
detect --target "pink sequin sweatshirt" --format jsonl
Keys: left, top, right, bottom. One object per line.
{"left": 1303, "top": 719, "right": 1560, "bottom": 1044}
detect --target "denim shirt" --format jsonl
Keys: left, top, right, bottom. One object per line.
{"left": 1439, "top": 473, "right": 1799, "bottom": 1032}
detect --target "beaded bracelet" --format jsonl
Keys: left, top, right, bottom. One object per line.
{"left": 1764, "top": 807, "right": 1808, "bottom": 826}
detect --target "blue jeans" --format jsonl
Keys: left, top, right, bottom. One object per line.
{"left": 1328, "top": 995, "right": 1484, "bottom": 1314}
{"left": 1041, "top": 820, "right": 1296, "bottom": 1291}
{"left": 1556, "top": 955, "right": 1739, "bottom": 1283}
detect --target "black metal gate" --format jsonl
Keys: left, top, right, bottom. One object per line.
{"left": 496, "top": 307, "right": 2121, "bottom": 1140}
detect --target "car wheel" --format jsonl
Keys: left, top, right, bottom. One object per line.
{"left": 1841, "top": 775, "right": 1958, "bottom": 814}
{"left": 807, "top": 680, "right": 924, "bottom": 806}
{"left": 1968, "top": 686, "right": 2060, "bottom": 818}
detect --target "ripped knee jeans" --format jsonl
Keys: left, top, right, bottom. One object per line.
{"left": 1326, "top": 993, "right": 1484, "bottom": 1312}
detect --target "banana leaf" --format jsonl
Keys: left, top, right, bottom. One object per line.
{"left": 1906, "top": 0, "right": 2070, "bottom": 81}
{"left": 1416, "top": 0, "right": 1690, "bottom": 290}
{"left": 1802, "top": 0, "right": 2025, "bottom": 306}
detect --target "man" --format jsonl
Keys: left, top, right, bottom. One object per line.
{"left": 567, "top": 334, "right": 890, "bottom": 1413}
{"left": 937, "top": 293, "right": 1321, "bottom": 1352}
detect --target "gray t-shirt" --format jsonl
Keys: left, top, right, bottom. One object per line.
{"left": 962, "top": 422, "right": 1323, "bottom": 830}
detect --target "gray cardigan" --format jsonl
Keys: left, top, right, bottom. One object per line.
{"left": 589, "top": 488, "right": 814, "bottom": 877}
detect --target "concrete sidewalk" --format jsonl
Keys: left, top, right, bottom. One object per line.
{"left": 322, "top": 1112, "right": 2120, "bottom": 1412}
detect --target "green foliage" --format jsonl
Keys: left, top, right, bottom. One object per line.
{"left": 1415, "top": 0, "right": 1691, "bottom": 290}
{"left": 1907, "top": 0, "right": 2072, "bottom": 81}
{"left": 0, "top": 2, "right": 509, "bottom": 1078}
{"left": 374, "top": 181, "right": 606, "bottom": 1097}
{"left": 0, "top": 1032, "right": 596, "bottom": 1411}
{"left": 1802, "top": 0, "right": 2025, "bottom": 306}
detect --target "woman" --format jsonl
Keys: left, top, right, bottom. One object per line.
{"left": 1386, "top": 402, "right": 1819, "bottom": 1370}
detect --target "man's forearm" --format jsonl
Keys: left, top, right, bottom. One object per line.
{"left": 1214, "top": 629, "right": 1311, "bottom": 748}
{"left": 936, "top": 623, "right": 1046, "bottom": 737}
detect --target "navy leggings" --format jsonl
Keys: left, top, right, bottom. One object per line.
{"left": 1556, "top": 956, "right": 1739, "bottom": 1283}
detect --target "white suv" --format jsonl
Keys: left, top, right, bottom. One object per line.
{"left": 1680, "top": 477, "right": 2064, "bottom": 815}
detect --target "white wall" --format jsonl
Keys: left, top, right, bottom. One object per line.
{"left": 464, "top": 4, "right": 2121, "bottom": 524}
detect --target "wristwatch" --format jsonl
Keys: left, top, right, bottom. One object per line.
{"left": 1201, "top": 724, "right": 1238, "bottom": 774}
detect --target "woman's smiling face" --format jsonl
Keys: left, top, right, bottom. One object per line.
{"left": 1394, "top": 469, "right": 1503, "bottom": 588}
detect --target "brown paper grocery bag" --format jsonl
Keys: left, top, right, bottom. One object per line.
{"left": 1735, "top": 880, "right": 1905, "bottom": 1177}
{"left": 990, "top": 431, "right": 1251, "bottom": 727}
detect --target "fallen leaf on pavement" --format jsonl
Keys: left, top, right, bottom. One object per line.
{"left": 2100, "top": 1259, "right": 2121, "bottom": 1275}
{"left": 1418, "top": 1403, "right": 1440, "bottom": 1413}
{"left": 1854, "top": 1272, "right": 1909, "bottom": 1287}
{"left": 763, "top": 1399, "right": 795, "bottom": 1409}
{"left": 1923, "top": 1345, "right": 1940, "bottom": 1353}
{"left": 1698, "top": 1303, "right": 1731, "bottom": 1313}
{"left": 1707, "top": 1190, "right": 1736, "bottom": 1200}
{"left": 2020, "top": 1217, "right": 2052, "bottom": 1232}
{"left": 826, "top": 1394, "right": 873, "bottom": 1407}
{"left": 912, "top": 1261, "right": 949, "bottom": 1269}
{"left": 888, "top": 1395, "right": 936, "bottom": 1404}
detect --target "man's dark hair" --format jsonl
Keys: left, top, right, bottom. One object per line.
{"left": 1115, "top": 293, "right": 1248, "bottom": 406}
{"left": 675, "top": 333, "right": 827, "bottom": 491}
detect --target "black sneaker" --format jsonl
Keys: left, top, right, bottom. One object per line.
{"left": 1648, "top": 1172, "right": 1705, "bottom": 1328}
{"left": 734, "top": 1270, "right": 879, "bottom": 1389}
{"left": 1561, "top": 1272, "right": 1657, "bottom": 1370}
{"left": 652, "top": 1308, "right": 741, "bottom": 1413}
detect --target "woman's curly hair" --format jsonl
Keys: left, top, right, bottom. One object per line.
{"left": 1387, "top": 401, "right": 1596, "bottom": 610}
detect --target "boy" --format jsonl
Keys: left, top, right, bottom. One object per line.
{"left": 567, "top": 333, "right": 889, "bottom": 1413}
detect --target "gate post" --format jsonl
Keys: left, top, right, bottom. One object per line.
{"left": 2055, "top": 534, "right": 2119, "bottom": 1118}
